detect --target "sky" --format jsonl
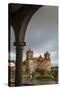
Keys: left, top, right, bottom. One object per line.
{"left": 10, "top": 6, "right": 58, "bottom": 66}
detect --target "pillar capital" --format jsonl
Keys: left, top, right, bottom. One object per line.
{"left": 14, "top": 41, "right": 26, "bottom": 48}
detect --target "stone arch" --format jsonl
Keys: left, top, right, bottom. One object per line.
{"left": 9, "top": 4, "right": 43, "bottom": 86}
{"left": 19, "top": 7, "right": 40, "bottom": 42}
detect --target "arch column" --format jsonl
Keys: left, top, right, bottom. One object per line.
{"left": 9, "top": 4, "right": 43, "bottom": 86}
{"left": 14, "top": 41, "right": 26, "bottom": 86}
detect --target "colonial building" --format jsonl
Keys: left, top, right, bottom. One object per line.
{"left": 23, "top": 48, "right": 51, "bottom": 74}
{"left": 9, "top": 48, "right": 52, "bottom": 76}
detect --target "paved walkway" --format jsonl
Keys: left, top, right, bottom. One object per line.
{"left": 22, "top": 80, "right": 58, "bottom": 85}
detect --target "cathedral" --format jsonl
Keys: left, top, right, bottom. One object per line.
{"left": 22, "top": 48, "right": 51, "bottom": 74}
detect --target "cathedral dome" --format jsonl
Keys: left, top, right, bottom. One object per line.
{"left": 44, "top": 52, "right": 50, "bottom": 57}
{"left": 44, "top": 51, "right": 50, "bottom": 60}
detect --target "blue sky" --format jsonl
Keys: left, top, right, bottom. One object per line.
{"left": 10, "top": 6, "right": 58, "bottom": 66}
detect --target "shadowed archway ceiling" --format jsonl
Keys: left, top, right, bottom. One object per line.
{"left": 9, "top": 3, "right": 43, "bottom": 14}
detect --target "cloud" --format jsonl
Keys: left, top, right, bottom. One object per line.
{"left": 24, "top": 6, "right": 58, "bottom": 66}
{"left": 10, "top": 6, "right": 58, "bottom": 66}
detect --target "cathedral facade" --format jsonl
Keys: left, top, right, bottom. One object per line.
{"left": 23, "top": 48, "right": 51, "bottom": 74}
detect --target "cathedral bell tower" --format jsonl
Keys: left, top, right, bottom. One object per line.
{"left": 26, "top": 48, "right": 33, "bottom": 74}
{"left": 26, "top": 48, "right": 33, "bottom": 60}
{"left": 44, "top": 52, "right": 50, "bottom": 60}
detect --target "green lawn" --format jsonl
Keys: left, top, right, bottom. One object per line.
{"left": 32, "top": 76, "right": 58, "bottom": 81}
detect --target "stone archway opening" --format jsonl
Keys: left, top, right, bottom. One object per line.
{"left": 8, "top": 4, "right": 43, "bottom": 86}
{"left": 8, "top": 25, "right": 16, "bottom": 86}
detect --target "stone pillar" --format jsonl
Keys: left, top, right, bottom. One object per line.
{"left": 14, "top": 41, "right": 25, "bottom": 86}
